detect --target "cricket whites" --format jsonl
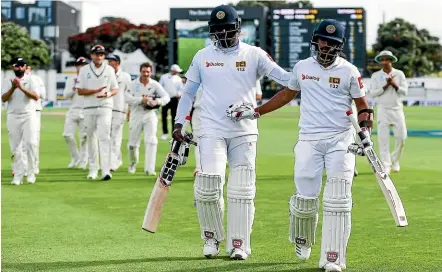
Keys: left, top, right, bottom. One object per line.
{"left": 346, "top": 110, "right": 408, "bottom": 227}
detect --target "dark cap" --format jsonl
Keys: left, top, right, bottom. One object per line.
{"left": 106, "top": 54, "right": 120, "bottom": 63}
{"left": 75, "top": 57, "right": 88, "bottom": 65}
{"left": 12, "top": 57, "right": 27, "bottom": 67}
{"left": 90, "top": 44, "right": 106, "bottom": 54}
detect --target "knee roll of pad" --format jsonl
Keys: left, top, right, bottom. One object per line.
{"left": 289, "top": 194, "right": 319, "bottom": 247}
{"left": 319, "top": 177, "right": 352, "bottom": 269}
{"left": 194, "top": 172, "right": 225, "bottom": 241}
{"left": 227, "top": 166, "right": 256, "bottom": 255}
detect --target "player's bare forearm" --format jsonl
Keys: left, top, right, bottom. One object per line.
{"left": 109, "top": 88, "right": 118, "bottom": 97}
{"left": 20, "top": 87, "right": 39, "bottom": 100}
{"left": 354, "top": 96, "right": 370, "bottom": 121}
{"left": 256, "top": 88, "right": 297, "bottom": 116}
{"left": 78, "top": 88, "right": 99, "bottom": 96}
{"left": 1, "top": 87, "right": 16, "bottom": 102}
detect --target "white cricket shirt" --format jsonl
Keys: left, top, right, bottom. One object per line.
{"left": 64, "top": 75, "right": 84, "bottom": 109}
{"left": 185, "top": 42, "right": 280, "bottom": 138}
{"left": 76, "top": 63, "right": 118, "bottom": 109}
{"left": 193, "top": 87, "right": 203, "bottom": 109}
{"left": 30, "top": 74, "right": 45, "bottom": 111}
{"left": 125, "top": 77, "right": 170, "bottom": 117}
{"left": 369, "top": 68, "right": 408, "bottom": 109}
{"left": 2, "top": 74, "right": 40, "bottom": 114}
{"left": 113, "top": 69, "right": 131, "bottom": 113}
{"left": 288, "top": 57, "right": 366, "bottom": 140}
{"left": 159, "top": 72, "right": 183, "bottom": 98}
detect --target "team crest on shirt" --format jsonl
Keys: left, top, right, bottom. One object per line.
{"left": 87, "top": 73, "right": 91, "bottom": 79}
{"left": 329, "top": 76, "right": 340, "bottom": 89}
{"left": 236, "top": 61, "right": 246, "bottom": 71}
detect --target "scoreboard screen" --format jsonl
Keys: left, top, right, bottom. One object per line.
{"left": 271, "top": 8, "right": 366, "bottom": 74}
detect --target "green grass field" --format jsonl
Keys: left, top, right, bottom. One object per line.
{"left": 2, "top": 107, "right": 442, "bottom": 272}
{"left": 178, "top": 38, "right": 206, "bottom": 71}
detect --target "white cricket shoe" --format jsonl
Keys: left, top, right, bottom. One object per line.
{"left": 295, "top": 244, "right": 311, "bottom": 260}
{"left": 87, "top": 170, "right": 98, "bottom": 179}
{"left": 34, "top": 168, "right": 40, "bottom": 175}
{"left": 27, "top": 174, "right": 36, "bottom": 184}
{"left": 203, "top": 238, "right": 220, "bottom": 258}
{"left": 160, "top": 134, "right": 168, "bottom": 140}
{"left": 101, "top": 172, "right": 112, "bottom": 181}
{"left": 128, "top": 164, "right": 136, "bottom": 174}
{"left": 322, "top": 262, "right": 343, "bottom": 272}
{"left": 392, "top": 161, "right": 400, "bottom": 173}
{"left": 68, "top": 159, "right": 79, "bottom": 169}
{"left": 230, "top": 248, "right": 248, "bottom": 260}
{"left": 11, "top": 178, "right": 22, "bottom": 185}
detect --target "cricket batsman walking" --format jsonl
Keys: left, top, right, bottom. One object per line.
{"left": 63, "top": 57, "right": 91, "bottom": 169}
{"left": 107, "top": 54, "right": 132, "bottom": 171}
{"left": 77, "top": 45, "right": 119, "bottom": 180}
{"left": 227, "top": 20, "right": 373, "bottom": 271}
{"left": 2, "top": 57, "right": 40, "bottom": 184}
{"left": 125, "top": 62, "right": 170, "bottom": 175}
{"left": 173, "top": 5, "right": 290, "bottom": 260}
{"left": 369, "top": 50, "right": 408, "bottom": 174}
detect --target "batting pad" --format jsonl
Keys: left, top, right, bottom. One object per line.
{"left": 194, "top": 172, "right": 225, "bottom": 241}
{"left": 319, "top": 177, "right": 352, "bottom": 269}
{"left": 289, "top": 194, "right": 319, "bottom": 247}
{"left": 226, "top": 166, "right": 256, "bottom": 255}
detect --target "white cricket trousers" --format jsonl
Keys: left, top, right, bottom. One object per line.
{"left": 191, "top": 107, "right": 201, "bottom": 171}
{"left": 128, "top": 112, "right": 158, "bottom": 173}
{"left": 110, "top": 111, "right": 125, "bottom": 170}
{"left": 376, "top": 106, "right": 407, "bottom": 166}
{"left": 14, "top": 110, "right": 41, "bottom": 174}
{"left": 294, "top": 130, "right": 355, "bottom": 197}
{"left": 63, "top": 108, "right": 89, "bottom": 165}
{"left": 84, "top": 107, "right": 112, "bottom": 174}
{"left": 8, "top": 112, "right": 37, "bottom": 179}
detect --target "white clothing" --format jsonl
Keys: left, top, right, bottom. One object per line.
{"left": 77, "top": 63, "right": 118, "bottom": 109}
{"left": 113, "top": 69, "right": 131, "bottom": 113}
{"left": 125, "top": 78, "right": 170, "bottom": 117}
{"left": 2, "top": 74, "right": 40, "bottom": 114}
{"left": 30, "top": 74, "right": 45, "bottom": 111}
{"left": 159, "top": 72, "right": 183, "bottom": 98}
{"left": 184, "top": 42, "right": 283, "bottom": 138}
{"left": 64, "top": 76, "right": 84, "bottom": 109}
{"left": 369, "top": 68, "right": 407, "bottom": 109}
{"left": 288, "top": 57, "right": 366, "bottom": 141}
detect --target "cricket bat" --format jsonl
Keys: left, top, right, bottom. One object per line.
{"left": 346, "top": 110, "right": 408, "bottom": 227}
{"left": 141, "top": 116, "right": 194, "bottom": 233}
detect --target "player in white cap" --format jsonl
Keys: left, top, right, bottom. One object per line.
{"left": 63, "top": 57, "right": 91, "bottom": 169}
{"left": 125, "top": 62, "right": 170, "bottom": 175}
{"left": 159, "top": 64, "right": 183, "bottom": 140}
{"left": 107, "top": 54, "right": 132, "bottom": 171}
{"left": 77, "top": 44, "right": 119, "bottom": 181}
{"left": 2, "top": 57, "right": 40, "bottom": 185}
{"left": 370, "top": 50, "right": 408, "bottom": 174}
{"left": 173, "top": 5, "right": 290, "bottom": 260}
{"left": 228, "top": 19, "right": 373, "bottom": 271}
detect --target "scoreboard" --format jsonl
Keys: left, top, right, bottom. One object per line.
{"left": 270, "top": 8, "right": 366, "bottom": 74}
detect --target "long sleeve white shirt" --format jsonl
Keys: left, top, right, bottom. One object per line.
{"left": 369, "top": 68, "right": 408, "bottom": 109}
{"left": 64, "top": 75, "right": 84, "bottom": 109}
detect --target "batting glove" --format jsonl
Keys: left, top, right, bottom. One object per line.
{"left": 226, "top": 102, "right": 260, "bottom": 122}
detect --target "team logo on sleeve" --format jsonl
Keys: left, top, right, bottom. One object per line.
{"left": 236, "top": 61, "right": 247, "bottom": 71}
{"left": 357, "top": 77, "right": 364, "bottom": 89}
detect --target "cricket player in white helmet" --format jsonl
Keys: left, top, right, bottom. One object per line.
{"left": 125, "top": 62, "right": 170, "bottom": 175}
{"left": 173, "top": 5, "right": 290, "bottom": 260}
{"left": 2, "top": 57, "right": 40, "bottom": 185}
{"left": 63, "top": 57, "right": 90, "bottom": 169}
{"left": 370, "top": 50, "right": 408, "bottom": 174}
{"left": 77, "top": 44, "right": 119, "bottom": 181}
{"left": 228, "top": 19, "right": 373, "bottom": 271}
{"left": 106, "top": 54, "right": 132, "bottom": 171}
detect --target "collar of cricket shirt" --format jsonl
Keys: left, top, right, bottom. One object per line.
{"left": 213, "top": 41, "right": 240, "bottom": 54}
{"left": 115, "top": 68, "right": 121, "bottom": 78}
{"left": 312, "top": 56, "right": 341, "bottom": 70}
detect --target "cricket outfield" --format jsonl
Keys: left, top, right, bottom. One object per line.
{"left": 2, "top": 107, "right": 442, "bottom": 271}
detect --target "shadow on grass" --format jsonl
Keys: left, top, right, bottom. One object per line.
{"left": 2, "top": 257, "right": 318, "bottom": 271}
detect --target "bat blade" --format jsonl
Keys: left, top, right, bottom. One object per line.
{"left": 142, "top": 178, "right": 169, "bottom": 233}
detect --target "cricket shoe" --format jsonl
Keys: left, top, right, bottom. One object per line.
{"left": 160, "top": 134, "right": 168, "bottom": 141}
{"left": 392, "top": 161, "right": 400, "bottom": 173}
{"left": 101, "top": 172, "right": 112, "bottom": 181}
{"left": 295, "top": 244, "right": 311, "bottom": 260}
{"left": 128, "top": 164, "right": 136, "bottom": 174}
{"left": 11, "top": 178, "right": 22, "bottom": 185}
{"left": 87, "top": 170, "right": 98, "bottom": 179}
{"left": 203, "top": 238, "right": 220, "bottom": 258}
{"left": 230, "top": 248, "right": 248, "bottom": 260}
{"left": 145, "top": 171, "right": 157, "bottom": 176}
{"left": 322, "top": 262, "right": 346, "bottom": 272}
{"left": 34, "top": 168, "right": 40, "bottom": 175}
{"left": 27, "top": 174, "right": 36, "bottom": 184}
{"left": 68, "top": 159, "right": 79, "bottom": 169}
